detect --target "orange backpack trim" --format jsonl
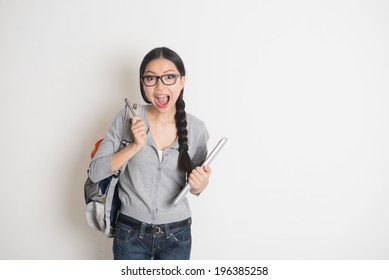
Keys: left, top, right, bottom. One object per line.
{"left": 91, "top": 138, "right": 104, "bottom": 159}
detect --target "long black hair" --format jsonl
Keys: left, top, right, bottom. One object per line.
{"left": 139, "top": 47, "right": 192, "bottom": 176}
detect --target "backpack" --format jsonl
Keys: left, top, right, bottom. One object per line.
{"left": 84, "top": 102, "right": 138, "bottom": 237}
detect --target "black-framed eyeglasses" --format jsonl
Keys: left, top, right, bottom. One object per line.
{"left": 142, "top": 74, "right": 181, "bottom": 87}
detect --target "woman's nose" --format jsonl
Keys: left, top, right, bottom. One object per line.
{"left": 155, "top": 78, "right": 165, "bottom": 89}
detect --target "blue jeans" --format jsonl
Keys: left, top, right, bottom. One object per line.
{"left": 113, "top": 214, "right": 192, "bottom": 260}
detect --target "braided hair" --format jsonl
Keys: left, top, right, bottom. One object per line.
{"left": 139, "top": 47, "right": 193, "bottom": 176}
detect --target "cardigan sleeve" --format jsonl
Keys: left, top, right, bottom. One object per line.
{"left": 87, "top": 108, "right": 127, "bottom": 183}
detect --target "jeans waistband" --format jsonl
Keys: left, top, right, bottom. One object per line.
{"left": 117, "top": 213, "right": 191, "bottom": 234}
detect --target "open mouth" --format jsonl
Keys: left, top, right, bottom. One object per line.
{"left": 155, "top": 95, "right": 170, "bottom": 108}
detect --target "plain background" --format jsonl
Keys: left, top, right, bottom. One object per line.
{"left": 0, "top": 0, "right": 388, "bottom": 259}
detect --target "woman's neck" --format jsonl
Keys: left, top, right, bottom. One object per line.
{"left": 148, "top": 106, "right": 176, "bottom": 126}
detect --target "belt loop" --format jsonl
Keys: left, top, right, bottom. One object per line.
{"left": 164, "top": 223, "right": 172, "bottom": 239}
{"left": 138, "top": 222, "right": 147, "bottom": 239}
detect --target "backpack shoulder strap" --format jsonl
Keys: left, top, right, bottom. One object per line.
{"left": 120, "top": 102, "right": 143, "bottom": 147}
{"left": 117, "top": 102, "right": 143, "bottom": 174}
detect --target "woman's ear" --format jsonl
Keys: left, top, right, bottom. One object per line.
{"left": 180, "top": 75, "right": 186, "bottom": 90}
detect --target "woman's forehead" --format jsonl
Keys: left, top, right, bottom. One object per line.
{"left": 144, "top": 57, "right": 178, "bottom": 73}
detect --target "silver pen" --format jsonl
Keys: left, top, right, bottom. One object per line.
{"left": 121, "top": 98, "right": 137, "bottom": 147}
{"left": 124, "top": 98, "right": 137, "bottom": 117}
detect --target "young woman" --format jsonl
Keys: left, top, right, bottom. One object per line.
{"left": 88, "top": 47, "right": 211, "bottom": 259}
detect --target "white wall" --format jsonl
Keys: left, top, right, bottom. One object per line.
{"left": 1, "top": 0, "right": 388, "bottom": 259}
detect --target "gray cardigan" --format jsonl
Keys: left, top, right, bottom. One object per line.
{"left": 88, "top": 104, "right": 208, "bottom": 224}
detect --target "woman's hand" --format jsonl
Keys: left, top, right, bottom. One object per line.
{"left": 188, "top": 165, "right": 212, "bottom": 195}
{"left": 131, "top": 116, "right": 147, "bottom": 150}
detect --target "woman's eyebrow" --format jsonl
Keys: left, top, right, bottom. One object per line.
{"left": 144, "top": 69, "right": 176, "bottom": 75}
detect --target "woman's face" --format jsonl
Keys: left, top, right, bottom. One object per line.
{"left": 142, "top": 57, "right": 185, "bottom": 113}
